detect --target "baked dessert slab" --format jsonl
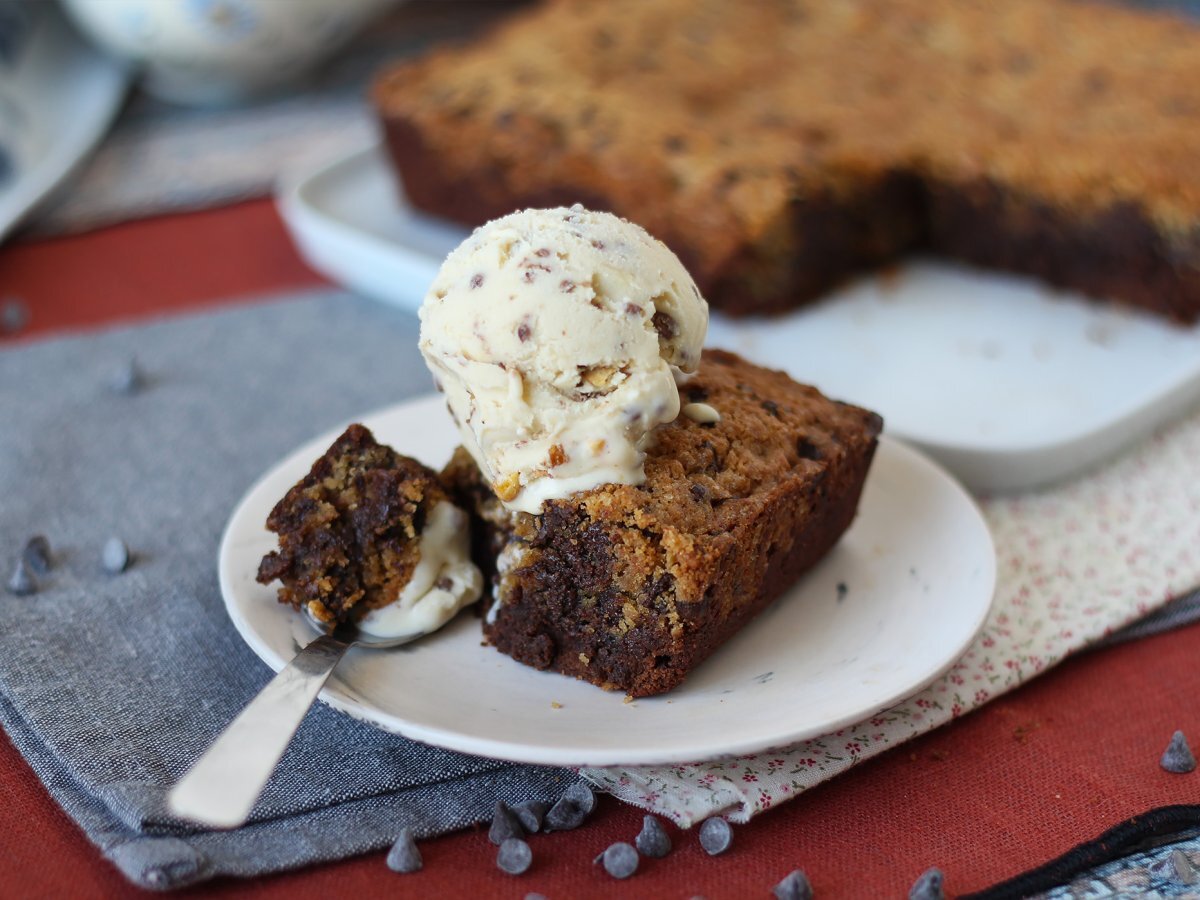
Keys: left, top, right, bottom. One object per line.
{"left": 256, "top": 423, "right": 450, "bottom": 627}
{"left": 443, "top": 349, "right": 883, "bottom": 697}
{"left": 374, "top": 0, "right": 1200, "bottom": 323}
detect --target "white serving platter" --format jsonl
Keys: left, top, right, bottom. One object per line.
{"left": 277, "top": 142, "right": 1200, "bottom": 493}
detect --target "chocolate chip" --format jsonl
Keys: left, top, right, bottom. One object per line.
{"left": 591, "top": 240, "right": 605, "bottom": 250}
{"left": 386, "top": 829, "right": 422, "bottom": 873}
{"left": 109, "top": 357, "right": 144, "bottom": 395}
{"left": 513, "top": 800, "right": 549, "bottom": 833}
{"left": 796, "top": 436, "right": 822, "bottom": 460}
{"left": 652, "top": 311, "right": 677, "bottom": 340}
{"left": 909, "top": 867, "right": 945, "bottom": 900}
{"left": 773, "top": 869, "right": 814, "bottom": 900}
{"left": 635, "top": 815, "right": 671, "bottom": 858}
{"left": 624, "top": 303, "right": 643, "bottom": 316}
{"left": 545, "top": 783, "right": 594, "bottom": 831}
{"left": 496, "top": 838, "right": 532, "bottom": 875}
{"left": 663, "top": 135, "right": 686, "bottom": 153}
{"left": 470, "top": 273, "right": 484, "bottom": 289}
{"left": 7, "top": 558, "right": 36, "bottom": 596}
{"left": 535, "top": 248, "right": 551, "bottom": 257}
{"left": 1161, "top": 731, "right": 1197, "bottom": 774}
{"left": 762, "top": 399, "right": 781, "bottom": 418}
{"left": 596, "top": 842, "right": 638, "bottom": 879}
{"left": 686, "top": 386, "right": 709, "bottom": 403}
{"left": 102, "top": 537, "right": 130, "bottom": 574}
{"left": 1, "top": 297, "right": 29, "bottom": 334}
{"left": 560, "top": 280, "right": 576, "bottom": 293}
{"left": 698, "top": 817, "right": 733, "bottom": 855}
{"left": 489, "top": 800, "right": 525, "bottom": 845}
{"left": 517, "top": 320, "right": 532, "bottom": 342}
{"left": 22, "top": 535, "right": 51, "bottom": 575}
{"left": 689, "top": 483, "right": 709, "bottom": 502}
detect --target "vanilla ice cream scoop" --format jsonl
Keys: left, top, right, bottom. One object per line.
{"left": 419, "top": 205, "right": 708, "bottom": 514}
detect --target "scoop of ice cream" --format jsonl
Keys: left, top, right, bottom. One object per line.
{"left": 419, "top": 205, "right": 708, "bottom": 514}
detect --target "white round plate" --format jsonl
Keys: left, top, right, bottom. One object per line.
{"left": 220, "top": 395, "right": 996, "bottom": 767}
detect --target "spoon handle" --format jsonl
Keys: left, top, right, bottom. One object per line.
{"left": 167, "top": 634, "right": 349, "bottom": 829}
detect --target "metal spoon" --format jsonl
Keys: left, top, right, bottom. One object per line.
{"left": 167, "top": 608, "right": 425, "bottom": 829}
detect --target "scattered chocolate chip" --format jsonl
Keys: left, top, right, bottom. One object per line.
{"left": 517, "top": 320, "right": 532, "bottom": 342}
{"left": 535, "top": 248, "right": 551, "bottom": 257}
{"left": 109, "top": 357, "right": 144, "bottom": 395}
{"left": 470, "top": 273, "right": 484, "bottom": 289}
{"left": 496, "top": 838, "right": 532, "bottom": 875}
{"left": 22, "top": 535, "right": 51, "bottom": 575}
{"left": 591, "top": 239, "right": 605, "bottom": 250}
{"left": 7, "top": 558, "right": 36, "bottom": 596}
{"left": 386, "top": 828, "right": 422, "bottom": 873}
{"left": 689, "top": 483, "right": 709, "bottom": 502}
{"left": 762, "top": 399, "right": 781, "bottom": 418}
{"left": 102, "top": 537, "right": 130, "bottom": 574}
{"left": 663, "top": 135, "right": 686, "bottom": 153}
{"left": 560, "top": 280, "right": 576, "bottom": 293}
{"left": 909, "top": 867, "right": 945, "bottom": 900}
{"left": 597, "top": 842, "right": 638, "bottom": 879}
{"left": 698, "top": 817, "right": 733, "bottom": 856}
{"left": 635, "top": 815, "right": 672, "bottom": 858}
{"left": 1149, "top": 848, "right": 1198, "bottom": 885}
{"left": 773, "top": 869, "right": 814, "bottom": 900}
{"left": 545, "top": 783, "right": 594, "bottom": 831}
{"left": 624, "top": 303, "right": 643, "bottom": 316}
{"left": 513, "top": 800, "right": 549, "bottom": 833}
{"left": 1, "top": 297, "right": 29, "bottom": 334}
{"left": 1161, "top": 731, "right": 1197, "bottom": 774}
{"left": 489, "top": 800, "right": 525, "bottom": 845}
{"left": 652, "top": 311, "right": 677, "bottom": 341}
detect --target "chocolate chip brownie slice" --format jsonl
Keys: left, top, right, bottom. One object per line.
{"left": 256, "top": 423, "right": 452, "bottom": 628}
{"left": 444, "top": 349, "right": 882, "bottom": 697}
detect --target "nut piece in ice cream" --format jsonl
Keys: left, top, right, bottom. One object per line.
{"left": 419, "top": 205, "right": 708, "bottom": 513}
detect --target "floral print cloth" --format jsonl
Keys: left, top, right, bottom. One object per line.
{"left": 583, "top": 407, "right": 1200, "bottom": 826}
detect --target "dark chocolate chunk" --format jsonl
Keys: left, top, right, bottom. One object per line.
{"left": 109, "top": 357, "right": 144, "bottom": 395}
{"left": 545, "top": 783, "right": 594, "bottom": 831}
{"left": 635, "top": 815, "right": 672, "bottom": 858}
{"left": 513, "top": 800, "right": 549, "bottom": 834}
{"left": 1161, "top": 731, "right": 1197, "bottom": 774}
{"left": 597, "top": 842, "right": 638, "bottom": 879}
{"left": 698, "top": 817, "right": 733, "bottom": 855}
{"left": 22, "top": 535, "right": 51, "bottom": 575}
{"left": 7, "top": 558, "right": 35, "bottom": 596}
{"left": 385, "top": 829, "right": 422, "bottom": 874}
{"left": 909, "top": 867, "right": 945, "bottom": 900}
{"left": 496, "top": 838, "right": 532, "bottom": 875}
{"left": 773, "top": 869, "right": 814, "bottom": 900}
{"left": 102, "top": 537, "right": 130, "bottom": 574}
{"left": 489, "top": 800, "right": 525, "bottom": 845}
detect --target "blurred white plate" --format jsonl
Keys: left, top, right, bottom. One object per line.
{"left": 277, "top": 142, "right": 1200, "bottom": 493}
{"left": 220, "top": 395, "right": 995, "bottom": 766}
{"left": 0, "top": 4, "right": 129, "bottom": 242}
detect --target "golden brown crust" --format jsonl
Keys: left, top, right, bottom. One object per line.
{"left": 443, "top": 349, "right": 882, "bottom": 696}
{"left": 375, "top": 0, "right": 1200, "bottom": 321}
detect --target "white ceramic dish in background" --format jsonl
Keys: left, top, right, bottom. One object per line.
{"left": 61, "top": 0, "right": 400, "bottom": 106}
{"left": 0, "top": 4, "right": 129, "bottom": 242}
{"left": 219, "top": 394, "right": 995, "bottom": 767}
{"left": 277, "top": 143, "right": 1200, "bottom": 494}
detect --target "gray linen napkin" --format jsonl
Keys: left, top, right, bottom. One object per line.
{"left": 0, "top": 290, "right": 578, "bottom": 890}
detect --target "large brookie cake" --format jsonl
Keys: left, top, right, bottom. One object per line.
{"left": 444, "top": 349, "right": 882, "bottom": 698}
{"left": 374, "top": 0, "right": 1200, "bottom": 322}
